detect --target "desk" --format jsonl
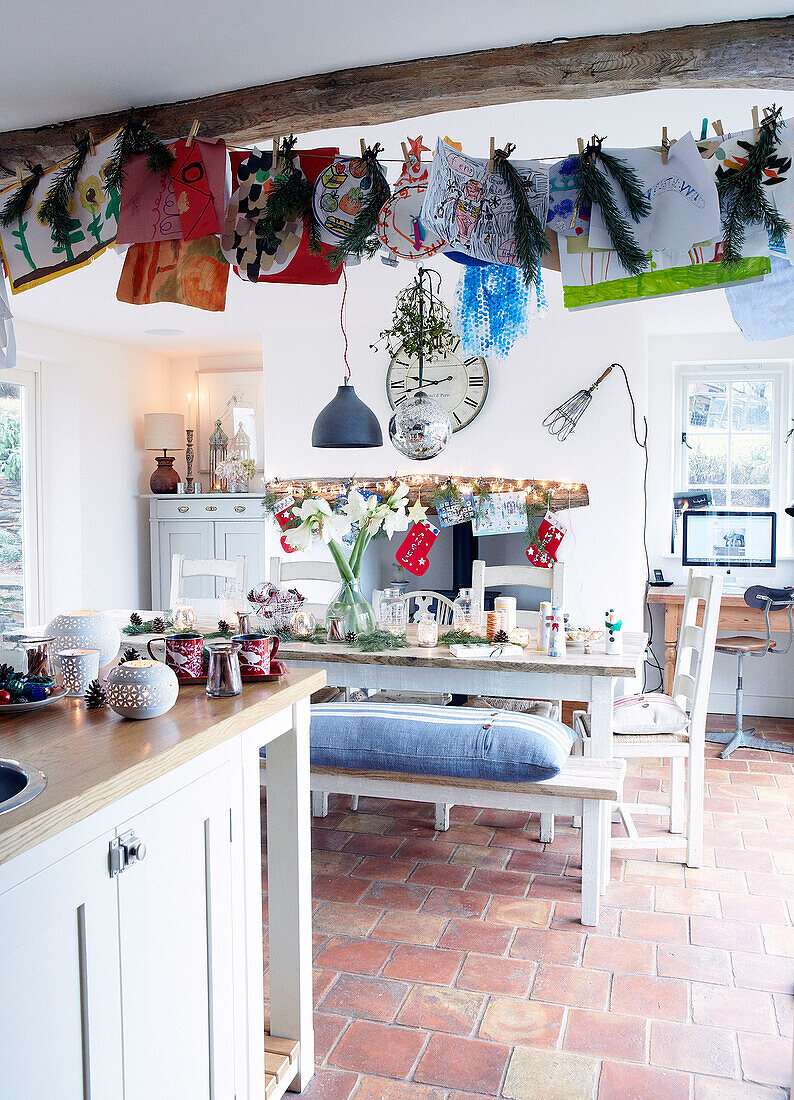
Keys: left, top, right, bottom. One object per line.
{"left": 648, "top": 585, "right": 791, "bottom": 695}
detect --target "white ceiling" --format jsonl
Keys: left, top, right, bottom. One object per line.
{"left": 0, "top": 0, "right": 789, "bottom": 131}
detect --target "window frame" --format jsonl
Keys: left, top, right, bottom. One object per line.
{"left": 674, "top": 360, "right": 790, "bottom": 530}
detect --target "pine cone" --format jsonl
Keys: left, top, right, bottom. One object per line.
{"left": 121, "top": 647, "right": 139, "bottom": 664}
{"left": 344, "top": 630, "right": 357, "bottom": 645}
{"left": 493, "top": 629, "right": 510, "bottom": 643}
{"left": 151, "top": 617, "right": 167, "bottom": 634}
{"left": 129, "top": 611, "right": 142, "bottom": 626}
{"left": 85, "top": 679, "right": 107, "bottom": 709}
{"left": 217, "top": 619, "right": 230, "bottom": 634}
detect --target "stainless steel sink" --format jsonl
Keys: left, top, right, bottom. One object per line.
{"left": 0, "top": 760, "right": 47, "bottom": 814}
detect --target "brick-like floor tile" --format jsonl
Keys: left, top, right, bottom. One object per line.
{"left": 598, "top": 1060, "right": 689, "bottom": 1100}
{"left": 773, "top": 991, "right": 793, "bottom": 1037}
{"left": 564, "top": 1007, "right": 647, "bottom": 1062}
{"left": 450, "top": 843, "right": 513, "bottom": 869}
{"left": 655, "top": 886, "right": 721, "bottom": 916}
{"left": 611, "top": 973, "right": 688, "bottom": 1022}
{"left": 651, "top": 1019, "right": 738, "bottom": 1076}
{"left": 747, "top": 870, "right": 794, "bottom": 898}
{"left": 313, "top": 1013, "right": 349, "bottom": 1063}
{"left": 319, "top": 973, "right": 408, "bottom": 1023}
{"left": 354, "top": 1078, "right": 445, "bottom": 1100}
{"left": 486, "top": 895, "right": 553, "bottom": 928}
{"left": 397, "top": 983, "right": 484, "bottom": 1036}
{"left": 601, "top": 882, "right": 655, "bottom": 912}
{"left": 314, "top": 936, "right": 394, "bottom": 976}
{"left": 620, "top": 909, "right": 689, "bottom": 945}
{"left": 738, "top": 1032, "right": 792, "bottom": 1088}
{"left": 531, "top": 963, "right": 610, "bottom": 1010}
{"left": 657, "top": 943, "right": 732, "bottom": 985}
{"left": 312, "top": 874, "right": 368, "bottom": 904}
{"left": 469, "top": 867, "right": 531, "bottom": 897}
{"left": 297, "top": 1067, "right": 358, "bottom": 1100}
{"left": 691, "top": 915, "right": 763, "bottom": 953}
{"left": 583, "top": 935, "right": 655, "bottom": 974}
{"left": 421, "top": 886, "right": 490, "bottom": 919}
{"left": 622, "top": 859, "right": 685, "bottom": 886}
{"left": 511, "top": 927, "right": 584, "bottom": 965}
{"left": 719, "top": 891, "right": 789, "bottom": 924}
{"left": 312, "top": 851, "right": 360, "bottom": 877}
{"left": 456, "top": 952, "right": 535, "bottom": 996}
{"left": 506, "top": 849, "right": 569, "bottom": 876}
{"left": 693, "top": 1075, "right": 785, "bottom": 1099}
{"left": 503, "top": 1047, "right": 598, "bottom": 1100}
{"left": 479, "top": 996, "right": 564, "bottom": 1048}
{"left": 314, "top": 903, "right": 382, "bottom": 938}
{"left": 344, "top": 833, "right": 403, "bottom": 857}
{"left": 372, "top": 910, "right": 446, "bottom": 946}
{"left": 761, "top": 923, "right": 794, "bottom": 957}
{"left": 395, "top": 838, "right": 456, "bottom": 863}
{"left": 352, "top": 856, "right": 417, "bottom": 882}
{"left": 685, "top": 867, "right": 747, "bottom": 893}
{"left": 439, "top": 918, "right": 513, "bottom": 956}
{"left": 476, "top": 808, "right": 533, "bottom": 829}
{"left": 691, "top": 982, "right": 776, "bottom": 1034}
{"left": 312, "top": 828, "right": 353, "bottom": 853}
{"left": 715, "top": 846, "right": 774, "bottom": 872}
{"left": 732, "top": 950, "right": 794, "bottom": 993}
{"left": 383, "top": 943, "right": 463, "bottom": 986}
{"left": 414, "top": 1033, "right": 510, "bottom": 1093}
{"left": 360, "top": 881, "right": 430, "bottom": 911}
{"left": 336, "top": 812, "right": 394, "bottom": 835}
{"left": 407, "top": 862, "right": 472, "bottom": 889}
{"left": 329, "top": 1019, "right": 426, "bottom": 1078}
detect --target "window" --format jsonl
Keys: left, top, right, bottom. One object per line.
{"left": 0, "top": 365, "right": 41, "bottom": 627}
{"left": 677, "top": 363, "right": 789, "bottom": 513}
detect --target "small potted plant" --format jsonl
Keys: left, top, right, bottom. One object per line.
{"left": 216, "top": 453, "right": 257, "bottom": 493}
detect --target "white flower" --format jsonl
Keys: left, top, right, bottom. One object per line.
{"left": 284, "top": 498, "right": 351, "bottom": 551}
{"left": 343, "top": 484, "right": 409, "bottom": 539}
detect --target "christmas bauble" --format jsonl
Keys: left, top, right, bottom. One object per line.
{"left": 388, "top": 389, "right": 452, "bottom": 461}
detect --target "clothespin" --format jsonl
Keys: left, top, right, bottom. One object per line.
{"left": 88, "top": 131, "right": 96, "bottom": 157}
{"left": 661, "top": 126, "right": 670, "bottom": 164}
{"left": 700, "top": 118, "right": 708, "bottom": 141}
{"left": 359, "top": 138, "right": 367, "bottom": 158}
{"left": 185, "top": 119, "right": 200, "bottom": 149}
{"left": 712, "top": 119, "right": 724, "bottom": 138}
{"left": 272, "top": 137, "right": 279, "bottom": 171}
{"left": 752, "top": 106, "right": 760, "bottom": 142}
{"left": 577, "top": 137, "right": 584, "bottom": 155}
{"left": 15, "top": 166, "right": 22, "bottom": 188}
{"left": 400, "top": 141, "right": 410, "bottom": 166}
{"left": 488, "top": 137, "right": 495, "bottom": 173}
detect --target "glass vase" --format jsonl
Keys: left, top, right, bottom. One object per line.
{"left": 326, "top": 578, "right": 376, "bottom": 636}
{"left": 226, "top": 473, "right": 249, "bottom": 493}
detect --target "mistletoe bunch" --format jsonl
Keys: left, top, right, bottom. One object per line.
{"left": 372, "top": 268, "right": 459, "bottom": 364}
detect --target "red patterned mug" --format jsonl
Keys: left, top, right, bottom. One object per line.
{"left": 232, "top": 633, "right": 279, "bottom": 675}
{"left": 147, "top": 632, "right": 204, "bottom": 679}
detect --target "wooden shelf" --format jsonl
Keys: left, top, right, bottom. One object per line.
{"left": 264, "top": 1034, "right": 299, "bottom": 1099}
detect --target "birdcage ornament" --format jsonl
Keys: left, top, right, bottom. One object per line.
{"left": 230, "top": 420, "right": 251, "bottom": 462}
{"left": 209, "top": 419, "right": 229, "bottom": 491}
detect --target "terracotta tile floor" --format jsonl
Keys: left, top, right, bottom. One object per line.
{"left": 263, "top": 714, "right": 794, "bottom": 1099}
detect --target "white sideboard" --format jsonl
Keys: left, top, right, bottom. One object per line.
{"left": 148, "top": 493, "right": 269, "bottom": 608}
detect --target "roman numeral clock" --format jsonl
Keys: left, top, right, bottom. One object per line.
{"left": 386, "top": 345, "right": 489, "bottom": 432}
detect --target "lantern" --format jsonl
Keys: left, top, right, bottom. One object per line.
{"left": 209, "top": 419, "right": 228, "bottom": 491}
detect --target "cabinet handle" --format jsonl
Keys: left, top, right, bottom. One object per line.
{"left": 109, "top": 831, "right": 147, "bottom": 877}
{"left": 177, "top": 506, "right": 189, "bottom": 513}
{"left": 234, "top": 506, "right": 246, "bottom": 513}
{"left": 205, "top": 506, "right": 217, "bottom": 512}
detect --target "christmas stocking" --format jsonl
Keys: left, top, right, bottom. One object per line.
{"left": 395, "top": 522, "right": 439, "bottom": 576}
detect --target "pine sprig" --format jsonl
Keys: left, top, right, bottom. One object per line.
{"left": 575, "top": 138, "right": 650, "bottom": 275}
{"left": 257, "top": 136, "right": 315, "bottom": 253}
{"left": 105, "top": 110, "right": 175, "bottom": 192}
{"left": 0, "top": 161, "right": 44, "bottom": 227}
{"left": 353, "top": 630, "right": 409, "bottom": 652}
{"left": 37, "top": 133, "right": 92, "bottom": 247}
{"left": 493, "top": 144, "right": 549, "bottom": 285}
{"left": 717, "top": 107, "right": 792, "bottom": 265}
{"left": 438, "top": 629, "right": 488, "bottom": 646}
{"left": 327, "top": 145, "right": 390, "bottom": 268}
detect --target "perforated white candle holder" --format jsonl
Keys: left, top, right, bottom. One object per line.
{"left": 46, "top": 611, "right": 121, "bottom": 667}
{"left": 58, "top": 649, "right": 100, "bottom": 696}
{"left": 106, "top": 659, "right": 179, "bottom": 720}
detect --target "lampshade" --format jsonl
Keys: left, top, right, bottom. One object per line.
{"left": 145, "top": 413, "right": 185, "bottom": 452}
{"left": 786, "top": 502, "right": 794, "bottom": 518}
{"left": 312, "top": 384, "right": 383, "bottom": 449}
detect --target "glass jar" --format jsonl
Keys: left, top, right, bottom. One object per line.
{"left": 289, "top": 609, "right": 317, "bottom": 639}
{"left": 171, "top": 599, "right": 197, "bottom": 632}
{"left": 19, "top": 636, "right": 63, "bottom": 688}
{"left": 378, "top": 587, "right": 408, "bottom": 637}
{"left": 452, "top": 587, "right": 481, "bottom": 635}
{"left": 416, "top": 611, "right": 438, "bottom": 648}
{"left": 326, "top": 578, "right": 376, "bottom": 637}
{"left": 205, "top": 641, "right": 242, "bottom": 698}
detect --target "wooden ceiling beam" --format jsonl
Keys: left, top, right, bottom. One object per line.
{"left": 1, "top": 16, "right": 792, "bottom": 181}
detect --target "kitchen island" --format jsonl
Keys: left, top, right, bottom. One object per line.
{"left": 0, "top": 668, "right": 324, "bottom": 1099}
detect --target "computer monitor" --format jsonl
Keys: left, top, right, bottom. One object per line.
{"left": 682, "top": 510, "right": 777, "bottom": 578}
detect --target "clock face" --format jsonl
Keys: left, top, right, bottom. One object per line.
{"left": 386, "top": 346, "right": 489, "bottom": 432}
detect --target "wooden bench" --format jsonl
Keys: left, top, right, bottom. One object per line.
{"left": 309, "top": 757, "right": 625, "bottom": 926}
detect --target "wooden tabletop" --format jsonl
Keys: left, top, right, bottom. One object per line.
{"left": 278, "top": 631, "right": 647, "bottom": 680}
{"left": 0, "top": 670, "right": 324, "bottom": 867}
{"left": 647, "top": 585, "right": 753, "bottom": 606}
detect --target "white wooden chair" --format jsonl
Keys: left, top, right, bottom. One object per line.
{"left": 574, "top": 570, "right": 722, "bottom": 867}
{"left": 471, "top": 558, "right": 565, "bottom": 842}
{"left": 270, "top": 555, "right": 340, "bottom": 622}
{"left": 169, "top": 553, "right": 247, "bottom": 623}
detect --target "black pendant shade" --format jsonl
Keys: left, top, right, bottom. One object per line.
{"left": 312, "top": 383, "right": 383, "bottom": 449}
{"left": 786, "top": 502, "right": 794, "bottom": 518}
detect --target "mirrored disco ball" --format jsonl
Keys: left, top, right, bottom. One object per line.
{"left": 388, "top": 389, "right": 452, "bottom": 461}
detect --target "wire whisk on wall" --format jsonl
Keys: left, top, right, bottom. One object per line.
{"left": 542, "top": 365, "right": 613, "bottom": 441}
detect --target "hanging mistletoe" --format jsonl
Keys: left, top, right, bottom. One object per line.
{"left": 327, "top": 144, "right": 390, "bottom": 268}
{"left": 104, "top": 110, "right": 176, "bottom": 192}
{"left": 0, "top": 160, "right": 44, "bottom": 227}
{"left": 716, "top": 106, "right": 792, "bottom": 266}
{"left": 257, "top": 135, "right": 321, "bottom": 255}
{"left": 492, "top": 143, "right": 549, "bottom": 285}
{"left": 371, "top": 267, "right": 458, "bottom": 362}
{"left": 574, "top": 137, "right": 651, "bottom": 275}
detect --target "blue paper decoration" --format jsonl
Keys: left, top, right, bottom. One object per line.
{"left": 453, "top": 263, "right": 547, "bottom": 359}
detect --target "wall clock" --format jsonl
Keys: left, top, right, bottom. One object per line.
{"left": 386, "top": 346, "right": 489, "bottom": 432}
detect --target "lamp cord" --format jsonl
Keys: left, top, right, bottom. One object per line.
{"left": 610, "top": 363, "right": 664, "bottom": 692}
{"left": 340, "top": 266, "right": 351, "bottom": 384}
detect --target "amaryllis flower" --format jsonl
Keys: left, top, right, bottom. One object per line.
{"left": 284, "top": 498, "right": 350, "bottom": 551}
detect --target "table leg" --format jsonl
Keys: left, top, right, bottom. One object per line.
{"left": 589, "top": 677, "right": 616, "bottom": 892}
{"left": 663, "top": 604, "right": 679, "bottom": 696}
{"left": 266, "top": 698, "right": 314, "bottom": 1091}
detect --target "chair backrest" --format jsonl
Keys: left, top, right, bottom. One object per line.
{"left": 744, "top": 585, "right": 794, "bottom": 656}
{"left": 169, "top": 554, "right": 248, "bottom": 615}
{"left": 471, "top": 558, "right": 565, "bottom": 630}
{"left": 407, "top": 591, "right": 455, "bottom": 626}
{"left": 671, "top": 569, "right": 723, "bottom": 741}
{"left": 270, "top": 555, "right": 340, "bottom": 621}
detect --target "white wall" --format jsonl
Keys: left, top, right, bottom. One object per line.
{"left": 16, "top": 321, "right": 169, "bottom": 618}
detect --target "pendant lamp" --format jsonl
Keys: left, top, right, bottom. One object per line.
{"left": 786, "top": 502, "right": 794, "bottom": 518}
{"left": 312, "top": 268, "right": 382, "bottom": 449}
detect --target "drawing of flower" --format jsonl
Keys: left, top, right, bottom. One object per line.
{"left": 78, "top": 175, "right": 105, "bottom": 243}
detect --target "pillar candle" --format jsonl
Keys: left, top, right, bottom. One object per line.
{"left": 494, "top": 597, "right": 517, "bottom": 635}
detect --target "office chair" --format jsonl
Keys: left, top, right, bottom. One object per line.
{"left": 711, "top": 585, "right": 794, "bottom": 758}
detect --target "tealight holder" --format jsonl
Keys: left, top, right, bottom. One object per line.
{"left": 106, "top": 659, "right": 179, "bottom": 719}
{"left": 46, "top": 611, "right": 121, "bottom": 667}
{"left": 171, "top": 600, "right": 198, "bottom": 632}
{"left": 416, "top": 611, "right": 439, "bottom": 648}
{"left": 290, "top": 609, "right": 317, "bottom": 639}
{"left": 58, "top": 649, "right": 100, "bottom": 696}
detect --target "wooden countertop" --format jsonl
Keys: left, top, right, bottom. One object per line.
{"left": 647, "top": 585, "right": 749, "bottom": 606}
{"left": 0, "top": 670, "right": 325, "bottom": 866}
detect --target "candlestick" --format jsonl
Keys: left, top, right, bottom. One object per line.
{"left": 186, "top": 392, "right": 195, "bottom": 431}
{"left": 185, "top": 428, "right": 194, "bottom": 492}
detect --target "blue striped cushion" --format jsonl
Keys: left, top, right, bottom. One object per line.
{"left": 306, "top": 703, "right": 576, "bottom": 783}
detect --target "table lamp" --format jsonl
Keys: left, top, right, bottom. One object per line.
{"left": 145, "top": 413, "right": 185, "bottom": 493}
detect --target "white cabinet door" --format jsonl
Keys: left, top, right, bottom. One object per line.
{"left": 157, "top": 521, "right": 216, "bottom": 603}
{"left": 0, "top": 830, "right": 124, "bottom": 1099}
{"left": 214, "top": 521, "right": 266, "bottom": 595}
{"left": 117, "top": 764, "right": 235, "bottom": 1100}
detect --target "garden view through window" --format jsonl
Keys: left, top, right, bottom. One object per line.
{"left": 684, "top": 375, "right": 775, "bottom": 509}
{"left": 0, "top": 380, "right": 24, "bottom": 631}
